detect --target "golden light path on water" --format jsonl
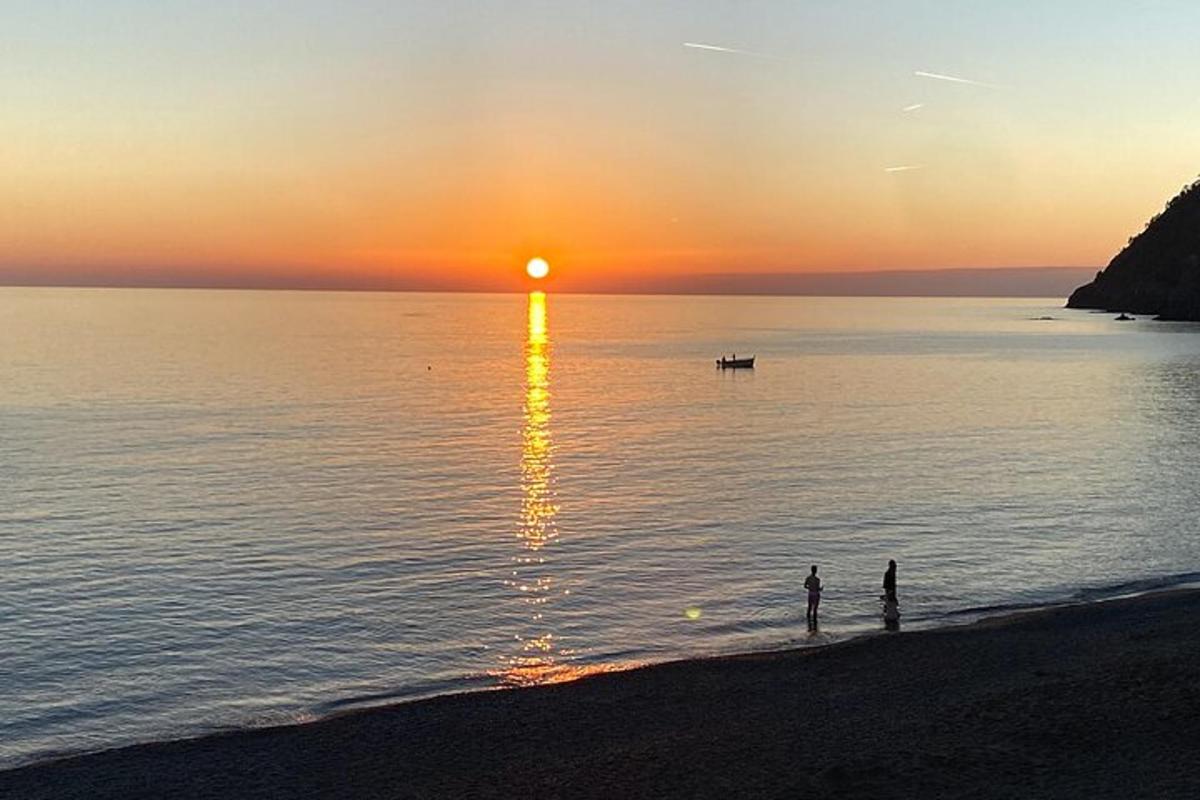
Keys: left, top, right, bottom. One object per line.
{"left": 496, "top": 292, "right": 631, "bottom": 687}
{"left": 521, "top": 290, "right": 554, "bottom": 556}
{"left": 502, "top": 290, "right": 566, "bottom": 684}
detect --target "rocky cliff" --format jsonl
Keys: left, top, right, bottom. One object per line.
{"left": 1068, "top": 179, "right": 1200, "bottom": 319}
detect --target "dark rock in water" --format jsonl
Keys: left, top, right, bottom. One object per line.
{"left": 1068, "top": 179, "right": 1200, "bottom": 320}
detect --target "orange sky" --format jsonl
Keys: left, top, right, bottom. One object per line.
{"left": 4, "top": 3, "right": 1200, "bottom": 292}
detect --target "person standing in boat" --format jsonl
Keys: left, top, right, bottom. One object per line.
{"left": 804, "top": 565, "right": 822, "bottom": 628}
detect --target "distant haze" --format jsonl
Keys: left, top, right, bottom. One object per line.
{"left": 0, "top": 266, "right": 1095, "bottom": 298}
{"left": 562, "top": 267, "right": 1096, "bottom": 297}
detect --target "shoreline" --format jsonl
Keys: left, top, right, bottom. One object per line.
{"left": 5, "top": 587, "right": 1200, "bottom": 798}
{"left": 10, "top": 576, "right": 1195, "bottom": 772}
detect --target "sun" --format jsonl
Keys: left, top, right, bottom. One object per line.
{"left": 526, "top": 257, "right": 550, "bottom": 280}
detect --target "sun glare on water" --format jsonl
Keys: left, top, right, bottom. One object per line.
{"left": 526, "top": 257, "right": 550, "bottom": 280}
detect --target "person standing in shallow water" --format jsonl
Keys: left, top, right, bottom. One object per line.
{"left": 804, "top": 565, "right": 822, "bottom": 627}
{"left": 882, "top": 559, "right": 900, "bottom": 631}
{"left": 883, "top": 559, "right": 897, "bottom": 604}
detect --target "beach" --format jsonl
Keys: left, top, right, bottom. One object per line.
{"left": 4, "top": 588, "right": 1198, "bottom": 799}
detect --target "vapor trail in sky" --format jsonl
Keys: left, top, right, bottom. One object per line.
{"left": 884, "top": 164, "right": 925, "bottom": 173}
{"left": 901, "top": 103, "right": 925, "bottom": 112}
{"left": 683, "top": 42, "right": 774, "bottom": 59}
{"left": 914, "top": 70, "right": 998, "bottom": 89}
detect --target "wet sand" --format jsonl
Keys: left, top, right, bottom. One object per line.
{"left": 4, "top": 589, "right": 1200, "bottom": 799}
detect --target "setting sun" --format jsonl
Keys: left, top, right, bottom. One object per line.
{"left": 526, "top": 258, "right": 550, "bottom": 280}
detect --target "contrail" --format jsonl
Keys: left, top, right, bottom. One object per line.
{"left": 901, "top": 103, "right": 925, "bottom": 112}
{"left": 914, "top": 70, "right": 998, "bottom": 89}
{"left": 683, "top": 42, "right": 774, "bottom": 59}
{"left": 884, "top": 164, "right": 925, "bottom": 173}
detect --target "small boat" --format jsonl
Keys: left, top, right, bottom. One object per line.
{"left": 1115, "top": 313, "right": 1134, "bottom": 321}
{"left": 716, "top": 355, "right": 755, "bottom": 369}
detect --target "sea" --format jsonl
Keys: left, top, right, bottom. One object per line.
{"left": 4, "top": 287, "right": 1200, "bottom": 767}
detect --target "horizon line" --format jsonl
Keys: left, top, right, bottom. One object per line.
{"left": 0, "top": 265, "right": 1097, "bottom": 299}
{"left": 0, "top": 283, "right": 1080, "bottom": 301}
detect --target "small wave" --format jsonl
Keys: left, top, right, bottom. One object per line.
{"left": 315, "top": 675, "right": 487, "bottom": 714}
{"left": 1071, "top": 571, "right": 1200, "bottom": 601}
{"left": 936, "top": 570, "right": 1200, "bottom": 622}
{"left": 939, "top": 600, "right": 1053, "bottom": 619}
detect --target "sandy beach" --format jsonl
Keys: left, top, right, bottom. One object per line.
{"left": 4, "top": 589, "right": 1199, "bottom": 799}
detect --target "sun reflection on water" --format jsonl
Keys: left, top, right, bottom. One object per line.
{"left": 494, "top": 292, "right": 642, "bottom": 688}
{"left": 520, "top": 291, "right": 554, "bottom": 552}
{"left": 498, "top": 291, "right": 570, "bottom": 685}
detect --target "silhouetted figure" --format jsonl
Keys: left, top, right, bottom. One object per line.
{"left": 804, "top": 565, "right": 822, "bottom": 628}
{"left": 882, "top": 559, "right": 900, "bottom": 631}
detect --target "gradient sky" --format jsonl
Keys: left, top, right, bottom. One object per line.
{"left": 4, "top": 1, "right": 1200, "bottom": 291}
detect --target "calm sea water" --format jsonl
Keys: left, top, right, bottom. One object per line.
{"left": 4, "top": 288, "right": 1200, "bottom": 766}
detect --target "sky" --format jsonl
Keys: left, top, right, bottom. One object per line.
{"left": 3, "top": 1, "right": 1200, "bottom": 293}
